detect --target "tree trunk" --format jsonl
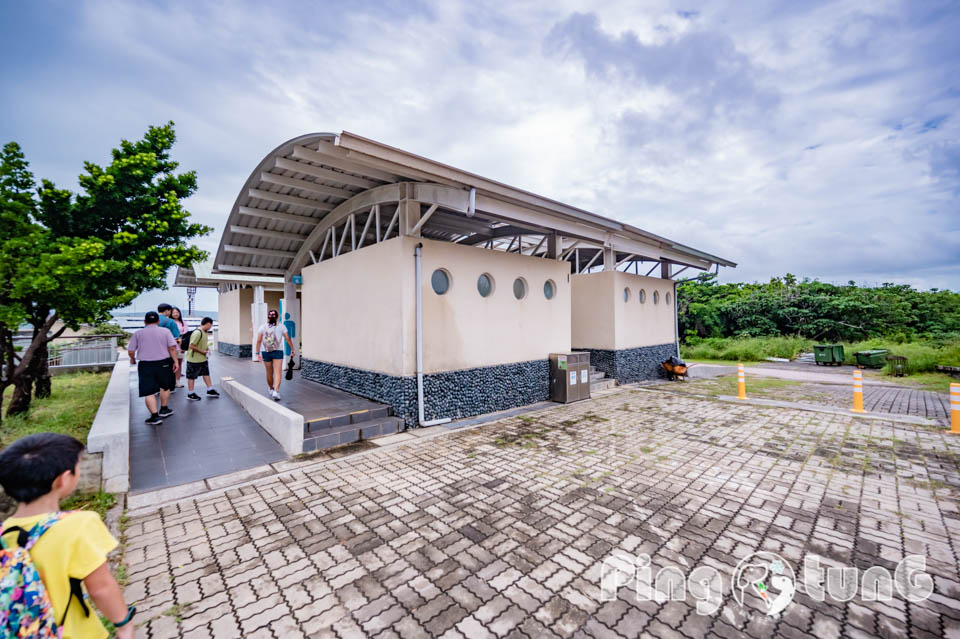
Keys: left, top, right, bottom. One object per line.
{"left": 34, "top": 341, "right": 51, "bottom": 399}
{"left": 6, "top": 371, "right": 34, "bottom": 416}
{"left": 4, "top": 312, "right": 59, "bottom": 418}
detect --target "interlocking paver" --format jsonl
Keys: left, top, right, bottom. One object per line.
{"left": 124, "top": 390, "right": 960, "bottom": 637}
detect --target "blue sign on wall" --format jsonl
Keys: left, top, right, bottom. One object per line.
{"left": 292, "top": 274, "right": 303, "bottom": 285}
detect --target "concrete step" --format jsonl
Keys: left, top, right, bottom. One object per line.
{"left": 304, "top": 405, "right": 392, "bottom": 434}
{"left": 590, "top": 371, "right": 606, "bottom": 382}
{"left": 591, "top": 379, "right": 617, "bottom": 392}
{"left": 302, "top": 416, "right": 404, "bottom": 453}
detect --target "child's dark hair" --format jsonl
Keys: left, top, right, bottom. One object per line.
{"left": 0, "top": 433, "right": 85, "bottom": 503}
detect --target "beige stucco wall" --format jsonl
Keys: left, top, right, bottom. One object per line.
{"left": 415, "top": 237, "right": 571, "bottom": 374}
{"left": 572, "top": 271, "right": 676, "bottom": 349}
{"left": 218, "top": 288, "right": 284, "bottom": 347}
{"left": 217, "top": 288, "right": 252, "bottom": 345}
{"left": 300, "top": 235, "right": 572, "bottom": 376}
{"left": 301, "top": 238, "right": 408, "bottom": 376}
{"left": 612, "top": 272, "right": 676, "bottom": 348}
{"left": 571, "top": 272, "right": 615, "bottom": 349}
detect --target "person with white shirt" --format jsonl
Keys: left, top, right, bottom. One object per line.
{"left": 256, "top": 309, "right": 296, "bottom": 401}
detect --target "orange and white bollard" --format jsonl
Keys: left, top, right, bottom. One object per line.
{"left": 851, "top": 369, "right": 865, "bottom": 413}
{"left": 737, "top": 363, "right": 747, "bottom": 400}
{"left": 949, "top": 383, "right": 960, "bottom": 434}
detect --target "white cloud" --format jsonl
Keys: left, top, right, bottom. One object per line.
{"left": 0, "top": 0, "right": 957, "bottom": 314}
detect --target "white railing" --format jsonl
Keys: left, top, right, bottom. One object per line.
{"left": 48, "top": 336, "right": 120, "bottom": 368}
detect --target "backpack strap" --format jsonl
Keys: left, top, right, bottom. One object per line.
{"left": 0, "top": 511, "right": 69, "bottom": 550}
{"left": 61, "top": 577, "right": 90, "bottom": 626}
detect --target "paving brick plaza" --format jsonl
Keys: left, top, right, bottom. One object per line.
{"left": 124, "top": 389, "right": 960, "bottom": 638}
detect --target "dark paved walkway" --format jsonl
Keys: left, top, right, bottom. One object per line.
{"left": 128, "top": 362, "right": 286, "bottom": 493}
{"left": 211, "top": 351, "right": 387, "bottom": 423}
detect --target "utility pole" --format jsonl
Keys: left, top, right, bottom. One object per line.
{"left": 186, "top": 286, "right": 197, "bottom": 316}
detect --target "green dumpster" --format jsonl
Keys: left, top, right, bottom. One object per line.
{"left": 814, "top": 344, "right": 845, "bottom": 366}
{"left": 855, "top": 349, "right": 889, "bottom": 368}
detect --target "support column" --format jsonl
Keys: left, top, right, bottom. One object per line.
{"left": 251, "top": 285, "right": 267, "bottom": 362}
{"left": 401, "top": 198, "right": 422, "bottom": 237}
{"left": 546, "top": 233, "right": 561, "bottom": 259}
{"left": 603, "top": 247, "right": 616, "bottom": 271}
{"left": 661, "top": 262, "right": 671, "bottom": 279}
{"left": 282, "top": 277, "right": 300, "bottom": 368}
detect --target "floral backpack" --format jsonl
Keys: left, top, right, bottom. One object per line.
{"left": 0, "top": 512, "right": 75, "bottom": 638}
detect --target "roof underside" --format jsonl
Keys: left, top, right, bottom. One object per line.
{"left": 211, "top": 132, "right": 736, "bottom": 279}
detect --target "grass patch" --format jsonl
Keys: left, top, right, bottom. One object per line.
{"left": 673, "top": 375, "right": 802, "bottom": 398}
{"left": 681, "top": 336, "right": 960, "bottom": 374}
{"left": 162, "top": 603, "right": 190, "bottom": 623}
{"left": 682, "top": 336, "right": 813, "bottom": 362}
{"left": 1, "top": 372, "right": 110, "bottom": 447}
{"left": 60, "top": 490, "right": 116, "bottom": 520}
{"left": 894, "top": 371, "right": 958, "bottom": 393}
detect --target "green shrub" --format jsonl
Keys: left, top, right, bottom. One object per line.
{"left": 682, "top": 336, "right": 813, "bottom": 362}
{"left": 86, "top": 322, "right": 128, "bottom": 347}
{"left": 842, "top": 339, "right": 960, "bottom": 372}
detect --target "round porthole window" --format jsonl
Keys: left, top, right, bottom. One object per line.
{"left": 431, "top": 269, "right": 450, "bottom": 295}
{"left": 623, "top": 287, "right": 631, "bottom": 302}
{"left": 544, "top": 280, "right": 556, "bottom": 300}
{"left": 477, "top": 273, "right": 494, "bottom": 298}
{"left": 666, "top": 292, "right": 672, "bottom": 305}
{"left": 513, "top": 277, "right": 527, "bottom": 300}
{"left": 639, "top": 289, "right": 646, "bottom": 303}
{"left": 653, "top": 290, "right": 660, "bottom": 304}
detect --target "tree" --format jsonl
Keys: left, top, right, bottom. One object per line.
{"left": 0, "top": 122, "right": 211, "bottom": 420}
{"left": 677, "top": 272, "right": 960, "bottom": 343}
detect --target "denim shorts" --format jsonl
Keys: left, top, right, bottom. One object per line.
{"left": 261, "top": 350, "right": 284, "bottom": 362}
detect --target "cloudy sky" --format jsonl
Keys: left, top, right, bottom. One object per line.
{"left": 2, "top": 0, "right": 958, "bottom": 313}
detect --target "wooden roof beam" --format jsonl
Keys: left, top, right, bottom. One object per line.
{"left": 248, "top": 188, "right": 335, "bottom": 212}
{"left": 274, "top": 157, "right": 379, "bottom": 190}
{"left": 237, "top": 205, "right": 320, "bottom": 227}
{"left": 259, "top": 172, "right": 355, "bottom": 200}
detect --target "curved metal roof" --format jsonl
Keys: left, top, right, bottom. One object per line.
{"left": 212, "top": 131, "right": 736, "bottom": 279}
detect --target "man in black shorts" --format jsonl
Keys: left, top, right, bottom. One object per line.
{"left": 185, "top": 317, "right": 220, "bottom": 400}
{"left": 127, "top": 311, "right": 180, "bottom": 425}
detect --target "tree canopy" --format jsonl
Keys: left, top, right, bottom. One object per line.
{"left": 0, "top": 122, "right": 211, "bottom": 417}
{"left": 678, "top": 273, "right": 960, "bottom": 343}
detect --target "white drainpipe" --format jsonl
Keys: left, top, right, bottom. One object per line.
{"left": 415, "top": 243, "right": 451, "bottom": 427}
{"left": 674, "top": 279, "right": 681, "bottom": 358}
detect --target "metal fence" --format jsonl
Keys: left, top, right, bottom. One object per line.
{"left": 48, "top": 336, "right": 120, "bottom": 368}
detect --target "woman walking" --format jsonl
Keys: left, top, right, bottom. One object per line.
{"left": 171, "top": 306, "right": 188, "bottom": 387}
{"left": 256, "top": 309, "right": 296, "bottom": 401}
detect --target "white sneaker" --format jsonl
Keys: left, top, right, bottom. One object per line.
{"left": 272, "top": 390, "right": 281, "bottom": 401}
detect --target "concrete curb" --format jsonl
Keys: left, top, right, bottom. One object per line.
{"left": 633, "top": 386, "right": 942, "bottom": 427}
{"left": 86, "top": 355, "right": 130, "bottom": 493}
{"left": 221, "top": 376, "right": 303, "bottom": 455}
{"left": 713, "top": 394, "right": 942, "bottom": 426}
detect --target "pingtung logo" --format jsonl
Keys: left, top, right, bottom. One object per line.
{"left": 600, "top": 550, "right": 934, "bottom": 617}
{"left": 731, "top": 552, "right": 796, "bottom": 617}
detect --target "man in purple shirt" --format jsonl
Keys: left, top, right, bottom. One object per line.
{"left": 128, "top": 311, "right": 180, "bottom": 425}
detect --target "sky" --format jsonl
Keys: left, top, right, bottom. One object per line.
{"left": 1, "top": 0, "right": 958, "bottom": 314}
